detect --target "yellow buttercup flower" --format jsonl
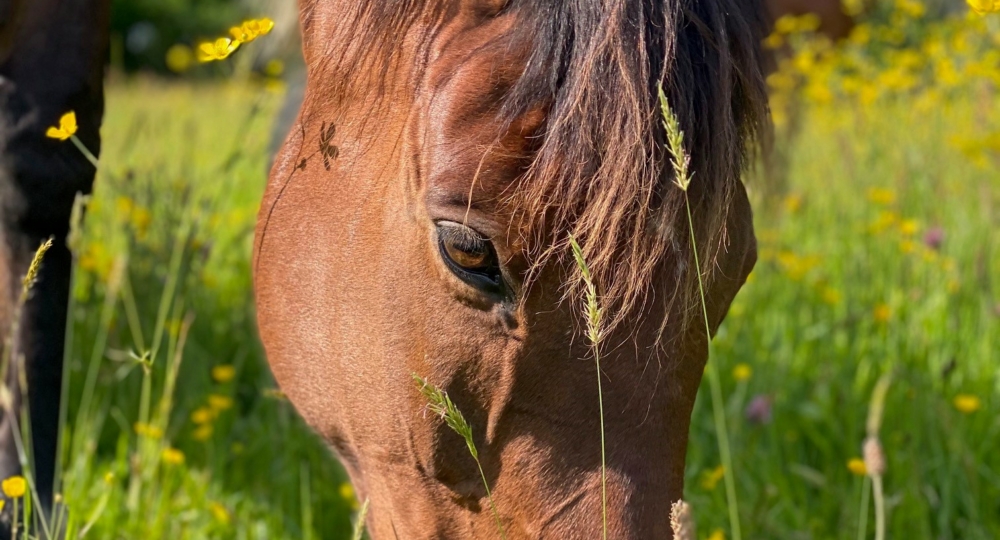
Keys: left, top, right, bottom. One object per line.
{"left": 165, "top": 44, "right": 194, "bottom": 73}
{"left": 953, "top": 394, "right": 981, "bottom": 413}
{"left": 230, "top": 18, "right": 275, "bottom": 43}
{"left": 732, "top": 363, "right": 752, "bottom": 381}
{"left": 2, "top": 476, "right": 26, "bottom": 498}
{"left": 867, "top": 187, "right": 896, "bottom": 205}
{"left": 708, "top": 529, "right": 725, "bottom": 540}
{"left": 193, "top": 424, "right": 214, "bottom": 441}
{"left": 700, "top": 465, "right": 725, "bottom": 490}
{"left": 208, "top": 394, "right": 233, "bottom": 411}
{"left": 873, "top": 303, "right": 891, "bottom": 323}
{"left": 191, "top": 407, "right": 215, "bottom": 425}
{"left": 197, "top": 38, "right": 240, "bottom": 62}
{"left": 847, "top": 458, "right": 867, "bottom": 476}
{"left": 967, "top": 0, "right": 1000, "bottom": 14}
{"left": 46, "top": 111, "right": 78, "bottom": 141}
{"left": 209, "top": 501, "right": 231, "bottom": 525}
{"left": 212, "top": 364, "right": 236, "bottom": 383}
{"left": 162, "top": 447, "right": 185, "bottom": 465}
{"left": 821, "top": 287, "right": 842, "bottom": 306}
{"left": 134, "top": 422, "right": 163, "bottom": 439}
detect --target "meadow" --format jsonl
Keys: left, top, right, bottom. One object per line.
{"left": 10, "top": 5, "right": 999, "bottom": 540}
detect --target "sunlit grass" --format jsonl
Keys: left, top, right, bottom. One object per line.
{"left": 50, "top": 79, "right": 358, "bottom": 539}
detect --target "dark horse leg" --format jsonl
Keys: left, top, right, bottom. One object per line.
{"left": 0, "top": 0, "right": 108, "bottom": 532}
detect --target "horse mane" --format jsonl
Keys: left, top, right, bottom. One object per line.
{"left": 306, "top": 0, "right": 769, "bottom": 332}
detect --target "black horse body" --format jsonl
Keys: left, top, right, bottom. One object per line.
{"left": 0, "top": 0, "right": 109, "bottom": 530}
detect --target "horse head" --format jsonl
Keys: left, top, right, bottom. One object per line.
{"left": 255, "top": 1, "right": 767, "bottom": 536}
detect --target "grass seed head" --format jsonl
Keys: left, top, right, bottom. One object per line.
{"left": 670, "top": 500, "right": 697, "bottom": 540}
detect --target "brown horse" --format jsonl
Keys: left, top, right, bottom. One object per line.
{"left": 255, "top": 1, "right": 767, "bottom": 537}
{"left": 0, "top": 0, "right": 108, "bottom": 533}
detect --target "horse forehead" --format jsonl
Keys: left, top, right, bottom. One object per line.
{"left": 419, "top": 12, "right": 539, "bottom": 202}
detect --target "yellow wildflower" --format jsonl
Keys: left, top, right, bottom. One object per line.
{"left": 103, "top": 471, "right": 115, "bottom": 485}
{"left": 264, "top": 59, "right": 285, "bottom": 78}
{"left": 208, "top": 394, "right": 233, "bottom": 411}
{"left": 899, "top": 219, "right": 919, "bottom": 236}
{"left": 700, "top": 465, "right": 725, "bottom": 490}
{"left": 165, "top": 44, "right": 194, "bottom": 73}
{"left": 191, "top": 407, "right": 216, "bottom": 425}
{"left": 212, "top": 364, "right": 236, "bottom": 383}
{"left": 115, "top": 196, "right": 133, "bottom": 217}
{"left": 847, "top": 458, "right": 867, "bottom": 476}
{"left": 133, "top": 206, "right": 152, "bottom": 237}
{"left": 193, "top": 424, "right": 214, "bottom": 441}
{"left": 209, "top": 501, "right": 231, "bottom": 525}
{"left": 708, "top": 529, "right": 725, "bottom": 540}
{"left": 162, "top": 447, "right": 185, "bottom": 465}
{"left": 763, "top": 32, "right": 784, "bottom": 50}
{"left": 783, "top": 193, "right": 803, "bottom": 213}
{"left": 46, "top": 111, "right": 78, "bottom": 141}
{"left": 230, "top": 18, "right": 275, "bottom": 43}
{"left": 953, "top": 394, "right": 981, "bottom": 413}
{"left": 2, "top": 476, "right": 26, "bottom": 498}
{"left": 339, "top": 482, "right": 355, "bottom": 501}
{"left": 197, "top": 38, "right": 240, "bottom": 62}
{"left": 873, "top": 303, "right": 891, "bottom": 323}
{"left": 134, "top": 422, "right": 163, "bottom": 439}
{"left": 732, "top": 363, "right": 752, "bottom": 382}
{"left": 867, "top": 187, "right": 896, "bottom": 205}
{"left": 895, "top": 0, "right": 926, "bottom": 18}
{"left": 821, "top": 287, "right": 842, "bottom": 306}
{"left": 968, "top": 0, "right": 1000, "bottom": 14}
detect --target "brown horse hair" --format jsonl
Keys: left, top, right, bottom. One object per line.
{"left": 304, "top": 0, "right": 770, "bottom": 336}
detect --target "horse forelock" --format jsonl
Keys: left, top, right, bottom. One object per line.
{"left": 303, "top": 0, "right": 769, "bottom": 333}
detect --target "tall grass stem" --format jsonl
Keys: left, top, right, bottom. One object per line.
{"left": 660, "top": 86, "right": 742, "bottom": 540}
{"left": 569, "top": 236, "right": 607, "bottom": 540}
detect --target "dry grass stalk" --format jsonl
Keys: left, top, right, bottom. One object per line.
{"left": 863, "top": 373, "right": 892, "bottom": 540}
{"left": 670, "top": 500, "right": 697, "bottom": 540}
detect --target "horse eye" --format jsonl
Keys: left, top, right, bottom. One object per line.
{"left": 443, "top": 240, "right": 489, "bottom": 270}
{"left": 436, "top": 222, "right": 503, "bottom": 292}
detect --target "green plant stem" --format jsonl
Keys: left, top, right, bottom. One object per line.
{"left": 473, "top": 455, "right": 506, "bottom": 540}
{"left": 856, "top": 475, "right": 870, "bottom": 540}
{"left": 70, "top": 135, "right": 100, "bottom": 169}
{"left": 595, "top": 344, "right": 607, "bottom": 540}
{"left": 683, "top": 194, "right": 742, "bottom": 540}
{"left": 569, "top": 236, "right": 607, "bottom": 540}
{"left": 873, "top": 475, "right": 885, "bottom": 540}
{"left": 351, "top": 498, "right": 371, "bottom": 540}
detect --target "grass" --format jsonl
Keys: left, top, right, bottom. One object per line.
{"left": 52, "top": 78, "right": 357, "bottom": 539}
{"left": 5, "top": 20, "right": 998, "bottom": 538}
{"left": 684, "top": 91, "right": 999, "bottom": 538}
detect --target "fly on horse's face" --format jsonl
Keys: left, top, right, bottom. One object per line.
{"left": 255, "top": 0, "right": 766, "bottom": 537}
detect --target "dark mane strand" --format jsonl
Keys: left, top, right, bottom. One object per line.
{"left": 504, "top": 0, "right": 769, "bottom": 332}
